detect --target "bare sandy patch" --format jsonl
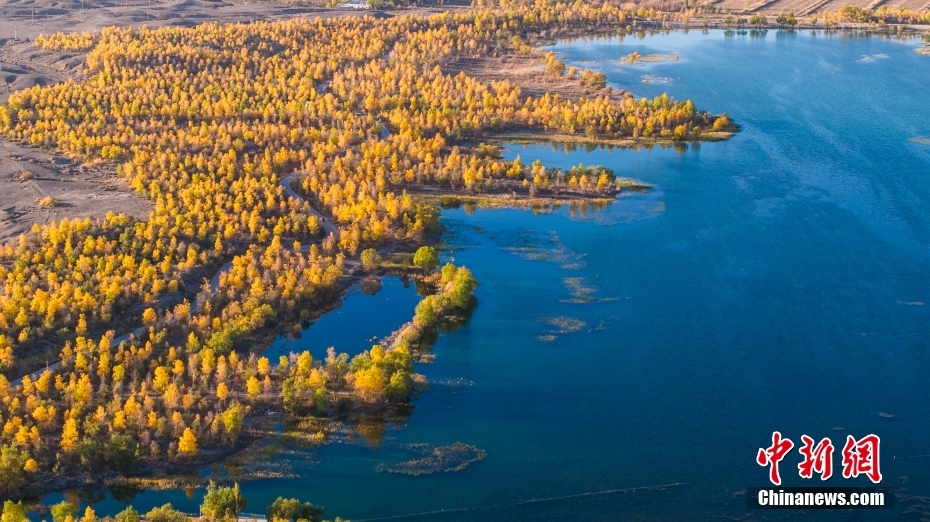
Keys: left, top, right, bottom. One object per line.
{"left": 0, "top": 136, "right": 151, "bottom": 241}
{"left": 442, "top": 52, "right": 629, "bottom": 103}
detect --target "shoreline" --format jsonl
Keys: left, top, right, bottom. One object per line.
{"left": 495, "top": 130, "right": 735, "bottom": 147}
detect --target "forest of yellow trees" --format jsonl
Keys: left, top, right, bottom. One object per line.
{"left": 0, "top": 0, "right": 730, "bottom": 497}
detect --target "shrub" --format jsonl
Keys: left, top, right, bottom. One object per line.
{"left": 360, "top": 248, "right": 381, "bottom": 270}
{"left": 115, "top": 507, "right": 140, "bottom": 522}
{"left": 413, "top": 246, "right": 439, "bottom": 271}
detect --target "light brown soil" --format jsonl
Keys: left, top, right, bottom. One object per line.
{"left": 0, "top": 39, "right": 84, "bottom": 104}
{"left": 0, "top": 137, "right": 151, "bottom": 241}
{"left": 442, "top": 52, "right": 631, "bottom": 103}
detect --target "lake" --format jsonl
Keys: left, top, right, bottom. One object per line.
{"left": 43, "top": 29, "right": 930, "bottom": 521}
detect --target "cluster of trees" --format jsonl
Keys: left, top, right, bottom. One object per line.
{"left": 33, "top": 31, "right": 97, "bottom": 52}
{"left": 1, "top": 486, "right": 342, "bottom": 522}
{"left": 0, "top": 0, "right": 723, "bottom": 496}
{"left": 410, "top": 262, "right": 479, "bottom": 330}
{"left": 774, "top": 12, "right": 798, "bottom": 27}
{"left": 821, "top": 6, "right": 930, "bottom": 25}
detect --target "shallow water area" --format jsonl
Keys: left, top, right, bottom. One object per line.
{"left": 261, "top": 276, "right": 422, "bottom": 361}
{"left": 40, "top": 29, "right": 930, "bottom": 521}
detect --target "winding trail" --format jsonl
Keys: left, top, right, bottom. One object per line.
{"left": 11, "top": 172, "right": 336, "bottom": 387}
{"left": 280, "top": 174, "right": 340, "bottom": 240}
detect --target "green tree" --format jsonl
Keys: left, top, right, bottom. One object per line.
{"left": 77, "top": 434, "right": 105, "bottom": 471}
{"left": 0, "top": 445, "right": 28, "bottom": 497}
{"left": 266, "top": 497, "right": 325, "bottom": 522}
{"left": 360, "top": 248, "right": 381, "bottom": 270}
{"left": 1, "top": 501, "right": 27, "bottom": 522}
{"left": 413, "top": 296, "right": 438, "bottom": 327}
{"left": 202, "top": 481, "right": 248, "bottom": 521}
{"left": 114, "top": 507, "right": 140, "bottom": 522}
{"left": 108, "top": 434, "right": 138, "bottom": 471}
{"left": 448, "top": 267, "right": 478, "bottom": 309}
{"left": 413, "top": 246, "right": 439, "bottom": 271}
{"left": 51, "top": 502, "right": 77, "bottom": 522}
{"left": 220, "top": 405, "right": 244, "bottom": 442}
{"left": 144, "top": 505, "right": 188, "bottom": 522}
{"left": 206, "top": 329, "right": 234, "bottom": 353}
{"left": 387, "top": 370, "right": 412, "bottom": 400}
{"left": 281, "top": 378, "right": 297, "bottom": 413}
{"left": 775, "top": 12, "right": 797, "bottom": 26}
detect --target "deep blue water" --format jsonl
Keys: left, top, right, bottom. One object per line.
{"left": 41, "top": 30, "right": 930, "bottom": 521}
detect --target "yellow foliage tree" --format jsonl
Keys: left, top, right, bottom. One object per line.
{"left": 178, "top": 427, "right": 198, "bottom": 456}
{"left": 353, "top": 366, "right": 386, "bottom": 403}
{"left": 61, "top": 418, "right": 79, "bottom": 453}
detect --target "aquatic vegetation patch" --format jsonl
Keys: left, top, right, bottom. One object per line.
{"left": 428, "top": 377, "right": 475, "bottom": 392}
{"left": 107, "top": 474, "right": 201, "bottom": 491}
{"left": 561, "top": 277, "right": 597, "bottom": 303}
{"left": 914, "top": 48, "right": 930, "bottom": 55}
{"left": 620, "top": 52, "right": 679, "bottom": 65}
{"left": 503, "top": 246, "right": 551, "bottom": 261}
{"left": 376, "top": 442, "right": 487, "bottom": 476}
{"left": 537, "top": 316, "right": 588, "bottom": 333}
{"left": 414, "top": 352, "right": 437, "bottom": 363}
{"left": 548, "top": 232, "right": 587, "bottom": 270}
{"left": 536, "top": 334, "right": 558, "bottom": 343}
{"left": 494, "top": 229, "right": 585, "bottom": 270}
{"left": 909, "top": 137, "right": 930, "bottom": 146}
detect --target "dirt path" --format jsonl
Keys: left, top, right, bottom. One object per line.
{"left": 280, "top": 174, "right": 340, "bottom": 240}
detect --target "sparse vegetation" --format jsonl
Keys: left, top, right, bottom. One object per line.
{"left": 35, "top": 196, "right": 60, "bottom": 207}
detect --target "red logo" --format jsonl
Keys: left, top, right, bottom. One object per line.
{"left": 841, "top": 434, "right": 882, "bottom": 484}
{"left": 798, "top": 435, "right": 834, "bottom": 481}
{"left": 757, "top": 432, "right": 881, "bottom": 485}
{"left": 757, "top": 431, "right": 795, "bottom": 486}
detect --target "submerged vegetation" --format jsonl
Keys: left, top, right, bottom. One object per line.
{"left": 376, "top": 442, "right": 487, "bottom": 476}
{"left": 0, "top": 0, "right": 732, "bottom": 498}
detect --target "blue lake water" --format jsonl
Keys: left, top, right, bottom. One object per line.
{"left": 260, "top": 277, "right": 423, "bottom": 362}
{"left": 43, "top": 29, "right": 930, "bottom": 521}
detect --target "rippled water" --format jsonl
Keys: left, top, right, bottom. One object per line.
{"left": 44, "top": 29, "right": 930, "bottom": 521}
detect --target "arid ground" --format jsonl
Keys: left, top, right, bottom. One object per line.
{"left": 0, "top": 138, "right": 151, "bottom": 241}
